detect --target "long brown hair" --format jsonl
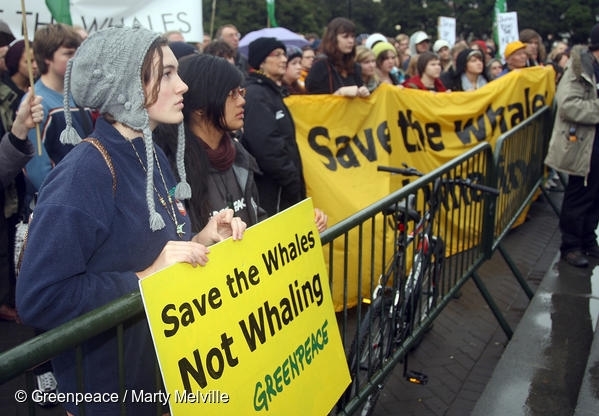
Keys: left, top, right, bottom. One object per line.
{"left": 142, "top": 37, "right": 169, "bottom": 108}
{"left": 321, "top": 17, "right": 357, "bottom": 75}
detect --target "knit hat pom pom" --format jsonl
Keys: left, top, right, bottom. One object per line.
{"left": 60, "top": 126, "right": 82, "bottom": 145}
{"left": 174, "top": 181, "right": 191, "bottom": 200}
{"left": 149, "top": 211, "right": 166, "bottom": 231}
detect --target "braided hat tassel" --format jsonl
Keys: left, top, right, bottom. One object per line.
{"left": 174, "top": 123, "right": 191, "bottom": 200}
{"left": 143, "top": 125, "right": 165, "bottom": 231}
{"left": 60, "top": 58, "right": 82, "bottom": 145}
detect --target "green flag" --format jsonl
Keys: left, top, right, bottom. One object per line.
{"left": 493, "top": 0, "right": 507, "bottom": 58}
{"left": 45, "top": 0, "right": 72, "bottom": 25}
{"left": 266, "top": 0, "right": 278, "bottom": 28}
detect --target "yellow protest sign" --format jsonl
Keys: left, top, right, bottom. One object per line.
{"left": 139, "top": 199, "right": 350, "bottom": 415}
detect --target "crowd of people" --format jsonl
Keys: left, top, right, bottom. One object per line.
{"left": 0, "top": 13, "right": 590, "bottom": 415}
{"left": 351, "top": 27, "right": 567, "bottom": 92}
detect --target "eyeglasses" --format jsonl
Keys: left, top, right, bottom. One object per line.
{"left": 228, "top": 87, "right": 247, "bottom": 99}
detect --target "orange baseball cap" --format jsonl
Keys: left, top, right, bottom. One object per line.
{"left": 503, "top": 40, "right": 526, "bottom": 59}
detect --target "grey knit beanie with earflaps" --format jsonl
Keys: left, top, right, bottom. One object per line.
{"left": 60, "top": 26, "right": 191, "bottom": 231}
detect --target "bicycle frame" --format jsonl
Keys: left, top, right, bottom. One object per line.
{"left": 340, "top": 165, "right": 499, "bottom": 415}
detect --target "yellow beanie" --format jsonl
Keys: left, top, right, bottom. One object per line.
{"left": 372, "top": 41, "right": 396, "bottom": 59}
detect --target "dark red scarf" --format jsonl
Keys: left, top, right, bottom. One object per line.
{"left": 199, "top": 134, "right": 236, "bottom": 171}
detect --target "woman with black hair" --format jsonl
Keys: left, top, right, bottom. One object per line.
{"left": 155, "top": 54, "right": 266, "bottom": 232}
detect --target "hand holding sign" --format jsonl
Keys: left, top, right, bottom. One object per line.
{"left": 140, "top": 199, "right": 350, "bottom": 415}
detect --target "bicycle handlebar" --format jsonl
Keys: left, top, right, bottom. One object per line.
{"left": 377, "top": 164, "right": 424, "bottom": 177}
{"left": 377, "top": 164, "right": 500, "bottom": 196}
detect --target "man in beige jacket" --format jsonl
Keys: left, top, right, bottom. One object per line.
{"left": 545, "top": 24, "right": 599, "bottom": 268}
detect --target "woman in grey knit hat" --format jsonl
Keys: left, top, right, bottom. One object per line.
{"left": 16, "top": 26, "right": 246, "bottom": 415}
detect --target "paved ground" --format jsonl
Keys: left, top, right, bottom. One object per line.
{"left": 0, "top": 188, "right": 563, "bottom": 416}
{"left": 370, "top": 189, "right": 563, "bottom": 416}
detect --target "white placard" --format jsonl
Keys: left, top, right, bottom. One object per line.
{"left": 497, "top": 11, "right": 519, "bottom": 60}
{"left": 437, "top": 16, "right": 456, "bottom": 47}
{"left": 1, "top": 0, "right": 203, "bottom": 42}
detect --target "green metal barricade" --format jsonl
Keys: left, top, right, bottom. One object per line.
{"left": 0, "top": 104, "right": 556, "bottom": 414}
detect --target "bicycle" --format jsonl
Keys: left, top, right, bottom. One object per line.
{"left": 339, "top": 164, "right": 500, "bottom": 416}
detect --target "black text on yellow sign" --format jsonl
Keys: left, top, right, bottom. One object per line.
{"left": 140, "top": 199, "right": 350, "bottom": 415}
{"left": 305, "top": 86, "right": 548, "bottom": 172}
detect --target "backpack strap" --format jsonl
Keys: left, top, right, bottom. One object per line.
{"left": 16, "top": 137, "right": 117, "bottom": 276}
{"left": 82, "top": 138, "right": 116, "bottom": 195}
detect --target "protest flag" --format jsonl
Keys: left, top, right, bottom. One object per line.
{"left": 493, "top": 0, "right": 507, "bottom": 58}
{"left": 266, "top": 0, "right": 278, "bottom": 27}
{"left": 45, "top": 0, "right": 72, "bottom": 25}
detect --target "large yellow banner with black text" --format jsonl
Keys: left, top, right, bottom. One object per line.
{"left": 286, "top": 67, "right": 555, "bottom": 310}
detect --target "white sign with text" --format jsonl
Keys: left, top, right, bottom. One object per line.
{"left": 497, "top": 11, "right": 519, "bottom": 60}
{"left": 1, "top": 0, "right": 203, "bottom": 42}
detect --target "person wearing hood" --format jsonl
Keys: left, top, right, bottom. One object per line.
{"left": 365, "top": 33, "right": 387, "bottom": 50}
{"left": 403, "top": 30, "right": 431, "bottom": 72}
{"left": 433, "top": 39, "right": 451, "bottom": 71}
{"left": 409, "top": 30, "right": 431, "bottom": 57}
{"left": 443, "top": 48, "right": 489, "bottom": 91}
{"left": 545, "top": 23, "right": 599, "bottom": 268}
{"left": 155, "top": 54, "right": 265, "bottom": 232}
{"left": 16, "top": 27, "right": 245, "bottom": 415}
{"left": 0, "top": 19, "right": 15, "bottom": 74}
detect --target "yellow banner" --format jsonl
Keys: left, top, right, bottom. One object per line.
{"left": 286, "top": 67, "right": 555, "bottom": 309}
{"left": 140, "top": 199, "right": 350, "bottom": 415}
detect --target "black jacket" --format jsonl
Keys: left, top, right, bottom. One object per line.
{"left": 205, "top": 138, "right": 267, "bottom": 227}
{"left": 305, "top": 58, "right": 363, "bottom": 94}
{"left": 241, "top": 73, "right": 306, "bottom": 216}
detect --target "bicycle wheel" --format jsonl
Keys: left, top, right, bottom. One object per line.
{"left": 410, "top": 237, "right": 443, "bottom": 346}
{"left": 342, "top": 294, "right": 394, "bottom": 416}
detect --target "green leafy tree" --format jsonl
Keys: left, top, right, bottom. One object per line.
{"left": 203, "top": 0, "right": 330, "bottom": 38}
{"left": 203, "top": 0, "right": 597, "bottom": 46}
